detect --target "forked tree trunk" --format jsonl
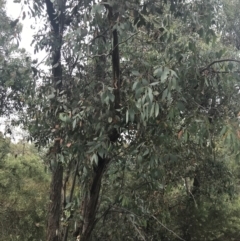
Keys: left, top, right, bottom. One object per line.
{"left": 80, "top": 158, "right": 108, "bottom": 241}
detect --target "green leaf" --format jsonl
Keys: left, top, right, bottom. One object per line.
{"left": 162, "top": 89, "right": 168, "bottom": 100}
{"left": 161, "top": 67, "right": 170, "bottom": 83}
{"left": 171, "top": 77, "right": 177, "bottom": 90}
{"left": 153, "top": 66, "right": 171, "bottom": 83}
{"left": 150, "top": 81, "right": 160, "bottom": 86}
{"left": 153, "top": 67, "right": 162, "bottom": 77}
{"left": 91, "top": 153, "right": 98, "bottom": 166}
{"left": 108, "top": 117, "right": 112, "bottom": 123}
{"left": 150, "top": 103, "right": 155, "bottom": 117}
{"left": 60, "top": 154, "right": 64, "bottom": 163}
{"left": 65, "top": 202, "right": 72, "bottom": 209}
{"left": 148, "top": 87, "right": 153, "bottom": 102}
{"left": 142, "top": 78, "right": 148, "bottom": 85}
{"left": 72, "top": 119, "right": 77, "bottom": 129}
{"left": 126, "top": 110, "right": 129, "bottom": 123}
{"left": 155, "top": 102, "right": 159, "bottom": 117}
{"left": 220, "top": 126, "right": 227, "bottom": 137}
{"left": 48, "top": 93, "right": 55, "bottom": 99}
{"left": 132, "top": 81, "right": 139, "bottom": 90}
{"left": 59, "top": 113, "right": 68, "bottom": 122}
{"left": 129, "top": 109, "right": 135, "bottom": 122}
{"left": 53, "top": 62, "right": 59, "bottom": 68}
{"left": 132, "top": 70, "right": 140, "bottom": 76}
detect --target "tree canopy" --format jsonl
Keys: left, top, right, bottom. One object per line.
{"left": 2, "top": 0, "right": 240, "bottom": 240}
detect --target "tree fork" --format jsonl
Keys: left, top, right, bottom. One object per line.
{"left": 79, "top": 157, "right": 110, "bottom": 241}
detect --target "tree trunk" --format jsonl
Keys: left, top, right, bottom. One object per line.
{"left": 47, "top": 163, "right": 64, "bottom": 241}
{"left": 80, "top": 158, "right": 109, "bottom": 241}
{"left": 45, "top": 0, "right": 65, "bottom": 240}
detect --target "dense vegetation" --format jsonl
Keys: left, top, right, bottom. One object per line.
{"left": 2, "top": 0, "right": 240, "bottom": 240}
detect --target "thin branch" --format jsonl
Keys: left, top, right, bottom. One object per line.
{"left": 87, "top": 27, "right": 111, "bottom": 45}
{"left": 182, "top": 177, "right": 198, "bottom": 208}
{"left": 213, "top": 70, "right": 240, "bottom": 74}
{"left": 151, "top": 215, "right": 186, "bottom": 241}
{"left": 93, "top": 204, "right": 113, "bottom": 227}
{"left": 128, "top": 217, "right": 146, "bottom": 241}
{"left": 200, "top": 59, "right": 240, "bottom": 73}
{"left": 114, "top": 31, "right": 139, "bottom": 51}
{"left": 84, "top": 31, "right": 139, "bottom": 59}
{"left": 36, "top": 53, "right": 50, "bottom": 68}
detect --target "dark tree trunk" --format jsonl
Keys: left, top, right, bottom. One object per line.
{"left": 45, "top": 0, "right": 65, "bottom": 240}
{"left": 80, "top": 157, "right": 109, "bottom": 241}
{"left": 47, "top": 163, "right": 64, "bottom": 241}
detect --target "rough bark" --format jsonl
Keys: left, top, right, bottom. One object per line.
{"left": 47, "top": 162, "right": 64, "bottom": 241}
{"left": 45, "top": 0, "right": 65, "bottom": 240}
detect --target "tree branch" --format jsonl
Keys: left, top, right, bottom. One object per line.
{"left": 151, "top": 215, "right": 186, "bottom": 241}
{"left": 200, "top": 59, "right": 240, "bottom": 73}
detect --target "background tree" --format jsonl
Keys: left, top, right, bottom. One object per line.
{"left": 0, "top": 138, "right": 49, "bottom": 241}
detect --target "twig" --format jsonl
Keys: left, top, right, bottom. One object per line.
{"left": 151, "top": 215, "right": 186, "bottom": 241}
{"left": 36, "top": 53, "right": 50, "bottom": 68}
{"left": 128, "top": 217, "right": 146, "bottom": 241}
{"left": 114, "top": 31, "right": 139, "bottom": 50}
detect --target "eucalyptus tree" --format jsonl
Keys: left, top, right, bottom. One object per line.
{"left": 24, "top": 0, "right": 240, "bottom": 240}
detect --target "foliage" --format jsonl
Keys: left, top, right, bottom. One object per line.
{"left": 0, "top": 0, "right": 31, "bottom": 117}
{"left": 0, "top": 138, "right": 49, "bottom": 241}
